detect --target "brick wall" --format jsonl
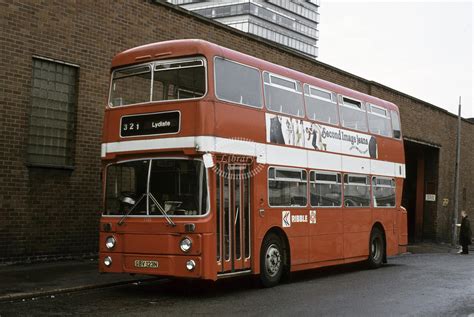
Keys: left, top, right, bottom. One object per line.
{"left": 0, "top": 0, "right": 472, "bottom": 262}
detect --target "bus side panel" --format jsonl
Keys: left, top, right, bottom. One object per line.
{"left": 309, "top": 208, "right": 344, "bottom": 262}
{"left": 343, "top": 208, "right": 372, "bottom": 258}
{"left": 214, "top": 103, "right": 265, "bottom": 142}
{"left": 373, "top": 209, "right": 398, "bottom": 256}
{"left": 398, "top": 207, "right": 408, "bottom": 253}
{"left": 254, "top": 208, "right": 310, "bottom": 270}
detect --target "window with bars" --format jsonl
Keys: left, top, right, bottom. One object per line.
{"left": 27, "top": 58, "right": 78, "bottom": 168}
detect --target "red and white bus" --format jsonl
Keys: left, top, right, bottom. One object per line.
{"left": 99, "top": 39, "right": 407, "bottom": 287}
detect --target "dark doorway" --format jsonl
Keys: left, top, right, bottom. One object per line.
{"left": 403, "top": 140, "right": 440, "bottom": 242}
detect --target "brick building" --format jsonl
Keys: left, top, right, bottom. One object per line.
{"left": 1, "top": 0, "right": 472, "bottom": 262}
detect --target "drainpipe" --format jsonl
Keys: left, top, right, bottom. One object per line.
{"left": 451, "top": 97, "right": 461, "bottom": 246}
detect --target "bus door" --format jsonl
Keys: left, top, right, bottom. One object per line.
{"left": 216, "top": 162, "right": 251, "bottom": 274}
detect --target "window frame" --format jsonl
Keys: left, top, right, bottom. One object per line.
{"left": 390, "top": 110, "right": 402, "bottom": 139}
{"left": 304, "top": 83, "right": 340, "bottom": 125}
{"left": 339, "top": 95, "right": 369, "bottom": 132}
{"left": 340, "top": 96, "right": 366, "bottom": 113}
{"left": 342, "top": 173, "right": 371, "bottom": 208}
{"left": 213, "top": 56, "right": 263, "bottom": 109}
{"left": 109, "top": 64, "right": 152, "bottom": 107}
{"left": 263, "top": 71, "right": 305, "bottom": 117}
{"left": 372, "top": 176, "right": 396, "bottom": 208}
{"left": 268, "top": 166, "right": 308, "bottom": 208}
{"left": 264, "top": 71, "right": 300, "bottom": 92}
{"left": 367, "top": 103, "right": 393, "bottom": 137}
{"left": 27, "top": 56, "right": 79, "bottom": 169}
{"left": 108, "top": 56, "right": 208, "bottom": 108}
{"left": 368, "top": 103, "right": 388, "bottom": 118}
{"left": 309, "top": 170, "right": 342, "bottom": 208}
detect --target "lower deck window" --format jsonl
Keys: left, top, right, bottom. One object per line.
{"left": 372, "top": 177, "right": 396, "bottom": 207}
{"left": 310, "top": 171, "right": 342, "bottom": 207}
{"left": 343, "top": 174, "right": 370, "bottom": 207}
{"left": 268, "top": 167, "right": 307, "bottom": 206}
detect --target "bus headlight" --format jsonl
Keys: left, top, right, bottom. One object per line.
{"left": 186, "top": 259, "right": 196, "bottom": 271}
{"left": 104, "top": 256, "right": 113, "bottom": 267}
{"left": 180, "top": 237, "right": 192, "bottom": 253}
{"left": 105, "top": 236, "right": 116, "bottom": 249}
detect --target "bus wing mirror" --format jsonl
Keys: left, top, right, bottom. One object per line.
{"left": 203, "top": 153, "right": 215, "bottom": 168}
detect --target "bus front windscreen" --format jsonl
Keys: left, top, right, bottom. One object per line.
{"left": 105, "top": 159, "right": 208, "bottom": 217}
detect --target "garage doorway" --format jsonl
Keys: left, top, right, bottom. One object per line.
{"left": 402, "top": 139, "right": 440, "bottom": 242}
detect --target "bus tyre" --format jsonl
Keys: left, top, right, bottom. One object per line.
{"left": 367, "top": 227, "right": 385, "bottom": 269}
{"left": 260, "top": 233, "right": 284, "bottom": 288}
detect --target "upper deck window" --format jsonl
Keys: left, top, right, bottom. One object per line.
{"left": 340, "top": 97, "right": 368, "bottom": 132}
{"left": 304, "top": 84, "right": 339, "bottom": 125}
{"left": 391, "top": 110, "right": 402, "bottom": 139}
{"left": 153, "top": 59, "right": 205, "bottom": 101}
{"left": 214, "top": 57, "right": 262, "bottom": 108}
{"left": 264, "top": 72, "right": 305, "bottom": 117}
{"left": 109, "top": 57, "right": 206, "bottom": 107}
{"left": 109, "top": 66, "right": 152, "bottom": 106}
{"left": 367, "top": 103, "right": 392, "bottom": 137}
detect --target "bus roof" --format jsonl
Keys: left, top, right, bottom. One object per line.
{"left": 111, "top": 39, "right": 399, "bottom": 112}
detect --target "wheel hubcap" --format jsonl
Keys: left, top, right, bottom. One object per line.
{"left": 265, "top": 244, "right": 281, "bottom": 277}
{"left": 371, "top": 237, "right": 381, "bottom": 261}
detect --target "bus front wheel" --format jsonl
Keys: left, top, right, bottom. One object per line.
{"left": 260, "top": 233, "right": 284, "bottom": 287}
{"left": 367, "top": 227, "right": 385, "bottom": 269}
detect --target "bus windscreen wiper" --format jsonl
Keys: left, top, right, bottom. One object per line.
{"left": 118, "top": 193, "right": 146, "bottom": 226}
{"left": 149, "top": 193, "right": 176, "bottom": 227}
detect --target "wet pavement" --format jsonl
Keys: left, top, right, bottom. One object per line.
{"left": 0, "top": 259, "right": 155, "bottom": 302}
{"left": 0, "top": 252, "right": 472, "bottom": 316}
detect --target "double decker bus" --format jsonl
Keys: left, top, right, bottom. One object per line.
{"left": 99, "top": 39, "right": 407, "bottom": 287}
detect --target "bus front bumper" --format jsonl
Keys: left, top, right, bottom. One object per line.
{"left": 99, "top": 252, "right": 202, "bottom": 278}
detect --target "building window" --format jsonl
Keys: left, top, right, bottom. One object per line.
{"left": 27, "top": 58, "right": 78, "bottom": 167}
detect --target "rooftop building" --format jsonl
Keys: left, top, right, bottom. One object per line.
{"left": 167, "top": 0, "right": 320, "bottom": 58}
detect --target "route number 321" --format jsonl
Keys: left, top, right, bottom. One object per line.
{"left": 122, "top": 123, "right": 140, "bottom": 131}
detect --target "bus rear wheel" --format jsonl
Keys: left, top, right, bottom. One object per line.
{"left": 367, "top": 227, "right": 385, "bottom": 269}
{"left": 260, "top": 233, "right": 284, "bottom": 288}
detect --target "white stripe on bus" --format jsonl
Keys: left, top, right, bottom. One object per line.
{"left": 101, "top": 136, "right": 406, "bottom": 178}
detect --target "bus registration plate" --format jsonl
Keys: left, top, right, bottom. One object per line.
{"left": 134, "top": 260, "right": 159, "bottom": 268}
